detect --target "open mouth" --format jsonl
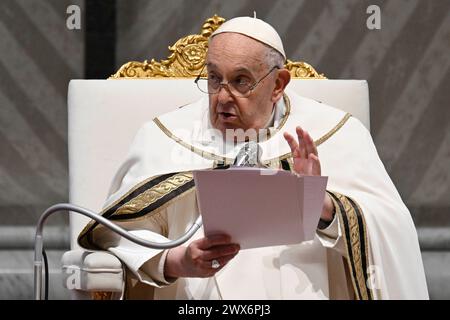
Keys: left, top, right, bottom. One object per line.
{"left": 219, "top": 112, "right": 237, "bottom": 121}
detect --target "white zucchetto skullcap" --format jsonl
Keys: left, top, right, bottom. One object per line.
{"left": 211, "top": 16, "right": 286, "bottom": 61}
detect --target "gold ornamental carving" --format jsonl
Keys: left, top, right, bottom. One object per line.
{"left": 110, "top": 14, "right": 326, "bottom": 79}
{"left": 285, "top": 60, "right": 326, "bottom": 79}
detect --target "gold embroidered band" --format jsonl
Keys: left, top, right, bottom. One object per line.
{"left": 78, "top": 171, "right": 195, "bottom": 249}
{"left": 328, "top": 191, "right": 373, "bottom": 300}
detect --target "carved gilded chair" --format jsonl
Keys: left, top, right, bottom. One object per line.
{"left": 61, "top": 15, "right": 370, "bottom": 299}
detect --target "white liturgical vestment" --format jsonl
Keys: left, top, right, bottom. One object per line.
{"left": 78, "top": 89, "right": 429, "bottom": 300}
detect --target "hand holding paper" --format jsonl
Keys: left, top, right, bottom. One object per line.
{"left": 193, "top": 167, "right": 328, "bottom": 250}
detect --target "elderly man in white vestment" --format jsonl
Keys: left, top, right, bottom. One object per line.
{"left": 78, "top": 16, "right": 429, "bottom": 300}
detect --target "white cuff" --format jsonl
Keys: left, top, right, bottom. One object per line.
{"left": 316, "top": 214, "right": 347, "bottom": 256}
{"left": 138, "top": 250, "right": 177, "bottom": 288}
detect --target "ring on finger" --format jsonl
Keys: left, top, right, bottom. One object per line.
{"left": 211, "top": 259, "right": 220, "bottom": 269}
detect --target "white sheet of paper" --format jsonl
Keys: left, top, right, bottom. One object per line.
{"left": 193, "top": 167, "right": 328, "bottom": 249}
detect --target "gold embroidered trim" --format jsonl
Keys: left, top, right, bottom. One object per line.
{"left": 153, "top": 93, "right": 291, "bottom": 163}
{"left": 329, "top": 191, "right": 372, "bottom": 300}
{"left": 274, "top": 93, "right": 291, "bottom": 133}
{"left": 263, "top": 112, "right": 352, "bottom": 164}
{"left": 286, "top": 157, "right": 294, "bottom": 171}
{"left": 350, "top": 196, "right": 374, "bottom": 299}
{"left": 340, "top": 194, "right": 367, "bottom": 300}
{"left": 87, "top": 187, "right": 198, "bottom": 244}
{"left": 111, "top": 187, "right": 197, "bottom": 225}
{"left": 327, "top": 193, "right": 360, "bottom": 298}
{"left": 78, "top": 172, "right": 194, "bottom": 247}
{"left": 154, "top": 117, "right": 232, "bottom": 163}
{"left": 103, "top": 174, "right": 173, "bottom": 219}
{"left": 114, "top": 172, "right": 193, "bottom": 216}
{"left": 315, "top": 113, "right": 352, "bottom": 146}
{"left": 78, "top": 174, "right": 165, "bottom": 241}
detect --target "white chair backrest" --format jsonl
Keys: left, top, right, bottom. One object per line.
{"left": 67, "top": 79, "right": 370, "bottom": 249}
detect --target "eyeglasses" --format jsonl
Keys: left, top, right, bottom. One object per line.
{"left": 194, "top": 65, "right": 279, "bottom": 98}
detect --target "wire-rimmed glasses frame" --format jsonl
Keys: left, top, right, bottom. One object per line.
{"left": 194, "top": 65, "right": 280, "bottom": 98}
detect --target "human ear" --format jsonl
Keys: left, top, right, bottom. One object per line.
{"left": 271, "top": 69, "right": 291, "bottom": 102}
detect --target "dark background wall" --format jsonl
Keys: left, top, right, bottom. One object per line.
{"left": 0, "top": 0, "right": 449, "bottom": 299}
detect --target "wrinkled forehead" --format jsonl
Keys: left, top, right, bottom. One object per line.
{"left": 207, "top": 33, "right": 267, "bottom": 73}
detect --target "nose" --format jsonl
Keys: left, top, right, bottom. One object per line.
{"left": 217, "top": 84, "right": 234, "bottom": 105}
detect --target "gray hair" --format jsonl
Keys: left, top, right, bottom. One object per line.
{"left": 264, "top": 46, "right": 285, "bottom": 69}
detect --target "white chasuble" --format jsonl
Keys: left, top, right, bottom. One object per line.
{"left": 78, "top": 90, "right": 429, "bottom": 300}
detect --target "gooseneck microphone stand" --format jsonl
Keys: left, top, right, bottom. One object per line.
{"left": 34, "top": 203, "right": 203, "bottom": 300}
{"left": 35, "top": 142, "right": 259, "bottom": 300}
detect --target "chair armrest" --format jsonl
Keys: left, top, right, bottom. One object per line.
{"left": 61, "top": 249, "right": 124, "bottom": 293}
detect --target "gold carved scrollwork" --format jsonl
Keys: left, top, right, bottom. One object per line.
{"left": 110, "top": 15, "right": 224, "bottom": 78}
{"left": 285, "top": 60, "right": 326, "bottom": 79}
{"left": 110, "top": 14, "right": 326, "bottom": 79}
